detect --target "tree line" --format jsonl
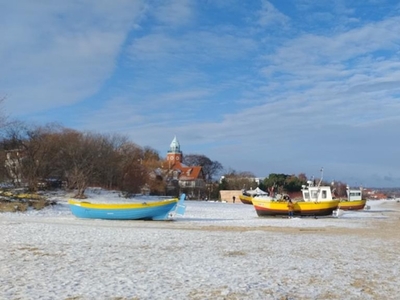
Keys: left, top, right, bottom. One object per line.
{"left": 218, "top": 171, "right": 349, "bottom": 198}
{"left": 0, "top": 99, "right": 348, "bottom": 199}
{"left": 0, "top": 121, "right": 227, "bottom": 198}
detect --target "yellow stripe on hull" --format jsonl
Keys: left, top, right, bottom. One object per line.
{"left": 338, "top": 199, "right": 366, "bottom": 210}
{"left": 68, "top": 198, "right": 178, "bottom": 210}
{"left": 239, "top": 195, "right": 253, "bottom": 205}
{"left": 252, "top": 199, "right": 340, "bottom": 217}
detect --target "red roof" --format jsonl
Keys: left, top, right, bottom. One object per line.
{"left": 167, "top": 161, "right": 203, "bottom": 180}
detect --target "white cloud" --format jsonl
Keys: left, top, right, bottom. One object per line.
{"left": 0, "top": 1, "right": 144, "bottom": 115}
{"left": 151, "top": 0, "right": 194, "bottom": 27}
{"left": 128, "top": 31, "right": 257, "bottom": 63}
{"left": 257, "top": 0, "right": 290, "bottom": 27}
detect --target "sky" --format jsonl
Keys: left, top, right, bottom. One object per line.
{"left": 1, "top": 0, "right": 400, "bottom": 188}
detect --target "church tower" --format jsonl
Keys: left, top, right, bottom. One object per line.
{"left": 167, "top": 136, "right": 183, "bottom": 165}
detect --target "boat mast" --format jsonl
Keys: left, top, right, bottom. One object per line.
{"left": 317, "top": 168, "right": 323, "bottom": 187}
{"left": 316, "top": 168, "right": 323, "bottom": 201}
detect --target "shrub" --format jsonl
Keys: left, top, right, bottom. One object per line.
{"left": 0, "top": 201, "right": 29, "bottom": 212}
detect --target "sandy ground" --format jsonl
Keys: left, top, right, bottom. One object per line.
{"left": 1, "top": 199, "right": 399, "bottom": 300}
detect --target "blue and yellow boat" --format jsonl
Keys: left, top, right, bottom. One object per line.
{"left": 68, "top": 194, "right": 186, "bottom": 220}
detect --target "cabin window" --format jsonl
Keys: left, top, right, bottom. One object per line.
{"left": 322, "top": 190, "right": 327, "bottom": 199}
{"left": 304, "top": 192, "right": 309, "bottom": 199}
{"left": 311, "top": 191, "right": 318, "bottom": 199}
{"left": 350, "top": 192, "right": 361, "bottom": 197}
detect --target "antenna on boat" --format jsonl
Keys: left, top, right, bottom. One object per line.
{"left": 317, "top": 167, "right": 323, "bottom": 188}
{"left": 313, "top": 168, "right": 324, "bottom": 202}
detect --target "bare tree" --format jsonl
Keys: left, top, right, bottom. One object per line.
{"left": 183, "top": 154, "right": 222, "bottom": 182}
{"left": 0, "top": 97, "right": 13, "bottom": 183}
{"left": 22, "top": 123, "right": 67, "bottom": 191}
{"left": 57, "top": 130, "right": 109, "bottom": 198}
{"left": 143, "top": 146, "right": 161, "bottom": 162}
{"left": 116, "top": 142, "right": 147, "bottom": 195}
{"left": 1, "top": 122, "right": 33, "bottom": 188}
{"left": 221, "top": 170, "right": 258, "bottom": 190}
{"left": 0, "top": 96, "right": 9, "bottom": 129}
{"left": 141, "top": 146, "right": 166, "bottom": 195}
{"left": 0, "top": 122, "right": 68, "bottom": 190}
{"left": 87, "top": 133, "right": 129, "bottom": 190}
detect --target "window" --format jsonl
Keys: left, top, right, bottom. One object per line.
{"left": 350, "top": 192, "right": 361, "bottom": 197}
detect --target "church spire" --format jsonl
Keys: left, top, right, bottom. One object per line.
{"left": 169, "top": 136, "right": 180, "bottom": 153}
{"left": 167, "top": 136, "right": 182, "bottom": 164}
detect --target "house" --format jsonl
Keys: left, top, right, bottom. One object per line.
{"left": 162, "top": 136, "right": 206, "bottom": 198}
{"left": 363, "top": 189, "right": 388, "bottom": 200}
{"left": 4, "top": 149, "right": 25, "bottom": 186}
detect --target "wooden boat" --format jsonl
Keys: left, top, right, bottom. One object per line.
{"left": 240, "top": 187, "right": 268, "bottom": 205}
{"left": 68, "top": 194, "right": 186, "bottom": 220}
{"left": 338, "top": 187, "right": 366, "bottom": 210}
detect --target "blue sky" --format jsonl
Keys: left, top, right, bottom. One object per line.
{"left": 1, "top": 0, "right": 400, "bottom": 188}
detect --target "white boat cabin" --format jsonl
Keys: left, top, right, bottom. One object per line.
{"left": 302, "top": 180, "right": 363, "bottom": 202}
{"left": 346, "top": 187, "right": 362, "bottom": 201}
{"left": 301, "top": 180, "right": 334, "bottom": 202}
{"left": 242, "top": 187, "right": 268, "bottom": 196}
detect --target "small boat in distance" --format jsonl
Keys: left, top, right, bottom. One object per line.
{"left": 338, "top": 186, "right": 366, "bottom": 210}
{"left": 240, "top": 187, "right": 269, "bottom": 205}
{"left": 68, "top": 194, "right": 186, "bottom": 221}
{"left": 239, "top": 193, "right": 253, "bottom": 205}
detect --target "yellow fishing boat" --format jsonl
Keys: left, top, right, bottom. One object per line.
{"left": 338, "top": 199, "right": 367, "bottom": 210}
{"left": 252, "top": 198, "right": 340, "bottom": 217}
{"left": 240, "top": 187, "right": 269, "bottom": 205}
{"left": 252, "top": 169, "right": 341, "bottom": 217}
{"left": 239, "top": 194, "right": 253, "bottom": 205}
{"left": 338, "top": 187, "right": 366, "bottom": 210}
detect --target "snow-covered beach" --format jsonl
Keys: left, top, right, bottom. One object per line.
{"left": 1, "top": 194, "right": 399, "bottom": 300}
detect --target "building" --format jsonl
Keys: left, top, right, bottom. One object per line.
{"left": 4, "top": 149, "right": 25, "bottom": 186}
{"left": 219, "top": 190, "right": 242, "bottom": 203}
{"left": 162, "top": 136, "right": 206, "bottom": 198}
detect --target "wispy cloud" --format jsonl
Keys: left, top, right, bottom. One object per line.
{"left": 128, "top": 31, "right": 257, "bottom": 63}
{"left": 151, "top": 0, "right": 194, "bottom": 27}
{"left": 0, "top": 1, "right": 144, "bottom": 114}
{"left": 257, "top": 0, "right": 290, "bottom": 27}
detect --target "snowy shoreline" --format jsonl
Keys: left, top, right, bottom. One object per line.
{"left": 1, "top": 197, "right": 400, "bottom": 300}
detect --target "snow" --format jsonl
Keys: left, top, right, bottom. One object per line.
{"left": 1, "top": 191, "right": 400, "bottom": 300}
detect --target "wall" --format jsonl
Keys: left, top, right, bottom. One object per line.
{"left": 219, "top": 190, "right": 242, "bottom": 204}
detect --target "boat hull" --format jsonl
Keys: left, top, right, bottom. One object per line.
{"left": 239, "top": 194, "right": 253, "bottom": 205}
{"left": 338, "top": 199, "right": 367, "bottom": 210}
{"left": 68, "top": 198, "right": 179, "bottom": 220}
{"left": 252, "top": 199, "right": 340, "bottom": 217}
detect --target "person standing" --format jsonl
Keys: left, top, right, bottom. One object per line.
{"left": 232, "top": 196, "right": 236, "bottom": 203}
{"left": 287, "top": 199, "right": 294, "bottom": 218}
